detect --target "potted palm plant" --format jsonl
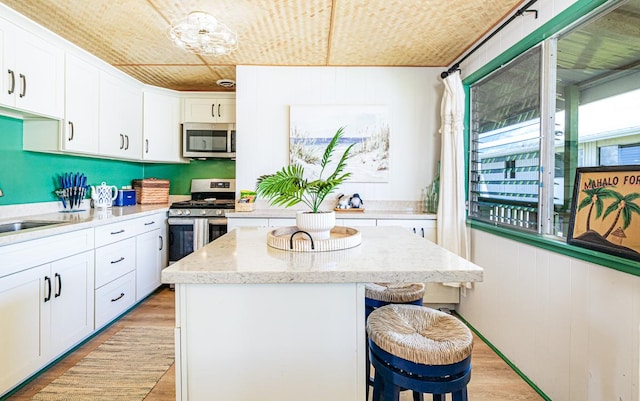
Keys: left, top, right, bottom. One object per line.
{"left": 256, "top": 127, "right": 353, "bottom": 240}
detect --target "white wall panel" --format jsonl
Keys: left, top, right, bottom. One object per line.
{"left": 461, "top": 229, "right": 640, "bottom": 400}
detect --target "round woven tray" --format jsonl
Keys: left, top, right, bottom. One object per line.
{"left": 267, "top": 226, "right": 361, "bottom": 252}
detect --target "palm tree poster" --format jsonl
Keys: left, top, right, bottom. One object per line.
{"left": 567, "top": 165, "right": 640, "bottom": 261}
{"left": 289, "top": 105, "right": 390, "bottom": 182}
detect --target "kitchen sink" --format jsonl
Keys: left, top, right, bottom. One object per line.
{"left": 0, "top": 220, "right": 65, "bottom": 234}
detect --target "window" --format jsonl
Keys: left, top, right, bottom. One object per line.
{"left": 469, "top": 46, "right": 542, "bottom": 232}
{"left": 469, "top": 0, "right": 640, "bottom": 237}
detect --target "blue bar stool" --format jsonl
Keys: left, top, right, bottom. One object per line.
{"left": 365, "top": 283, "right": 425, "bottom": 397}
{"left": 367, "top": 304, "right": 473, "bottom": 401}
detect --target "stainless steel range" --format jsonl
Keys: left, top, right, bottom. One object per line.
{"left": 168, "top": 178, "right": 236, "bottom": 263}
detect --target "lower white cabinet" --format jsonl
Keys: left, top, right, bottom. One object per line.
{"left": 95, "top": 271, "right": 136, "bottom": 328}
{"left": 0, "top": 212, "right": 167, "bottom": 397}
{"left": 136, "top": 228, "right": 163, "bottom": 301}
{"left": 0, "top": 251, "right": 94, "bottom": 395}
{"left": 93, "top": 212, "right": 167, "bottom": 327}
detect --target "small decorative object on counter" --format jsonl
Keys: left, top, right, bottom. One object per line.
{"left": 55, "top": 172, "right": 89, "bottom": 212}
{"left": 114, "top": 188, "right": 137, "bottom": 206}
{"left": 349, "top": 193, "right": 364, "bottom": 208}
{"left": 132, "top": 178, "right": 170, "bottom": 204}
{"left": 236, "top": 190, "right": 256, "bottom": 212}
{"left": 423, "top": 164, "right": 440, "bottom": 214}
{"left": 334, "top": 193, "right": 366, "bottom": 213}
{"left": 336, "top": 193, "right": 350, "bottom": 209}
{"left": 90, "top": 182, "right": 118, "bottom": 209}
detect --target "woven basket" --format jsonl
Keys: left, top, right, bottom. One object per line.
{"left": 235, "top": 202, "right": 255, "bottom": 212}
{"left": 132, "top": 178, "right": 170, "bottom": 204}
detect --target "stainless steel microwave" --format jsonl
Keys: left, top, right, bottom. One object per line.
{"left": 182, "top": 123, "right": 236, "bottom": 159}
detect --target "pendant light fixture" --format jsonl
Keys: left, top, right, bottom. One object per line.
{"left": 168, "top": 11, "right": 238, "bottom": 56}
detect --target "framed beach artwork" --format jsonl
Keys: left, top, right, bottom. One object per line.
{"left": 567, "top": 165, "right": 640, "bottom": 261}
{"left": 289, "top": 105, "right": 390, "bottom": 183}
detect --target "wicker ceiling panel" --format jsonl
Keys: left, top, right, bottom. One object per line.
{"left": 0, "top": 0, "right": 524, "bottom": 91}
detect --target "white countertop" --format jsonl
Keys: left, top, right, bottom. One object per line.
{"left": 162, "top": 226, "right": 482, "bottom": 284}
{"left": 0, "top": 204, "right": 169, "bottom": 246}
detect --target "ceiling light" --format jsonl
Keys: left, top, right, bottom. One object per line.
{"left": 168, "top": 11, "right": 238, "bottom": 56}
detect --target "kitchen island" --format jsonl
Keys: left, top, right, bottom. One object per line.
{"left": 161, "top": 226, "right": 483, "bottom": 401}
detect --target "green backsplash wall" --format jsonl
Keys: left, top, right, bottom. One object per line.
{"left": 0, "top": 115, "right": 235, "bottom": 206}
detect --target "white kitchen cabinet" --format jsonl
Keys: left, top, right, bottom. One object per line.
{"left": 63, "top": 53, "right": 99, "bottom": 154}
{"left": 0, "top": 264, "right": 47, "bottom": 395}
{"left": 0, "top": 251, "right": 94, "bottom": 396}
{"left": 94, "top": 213, "right": 167, "bottom": 308}
{"left": 183, "top": 97, "right": 235, "bottom": 123}
{"left": 99, "top": 71, "right": 143, "bottom": 159}
{"left": 0, "top": 18, "right": 64, "bottom": 118}
{"left": 268, "top": 218, "right": 296, "bottom": 227}
{"left": 227, "top": 217, "right": 269, "bottom": 231}
{"left": 46, "top": 251, "right": 95, "bottom": 357}
{"left": 336, "top": 218, "right": 377, "bottom": 227}
{"left": 136, "top": 228, "right": 162, "bottom": 301}
{"left": 142, "top": 88, "right": 184, "bottom": 162}
{"left": 376, "top": 218, "right": 437, "bottom": 242}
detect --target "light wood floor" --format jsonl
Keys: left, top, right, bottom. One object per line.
{"left": 7, "top": 286, "right": 543, "bottom": 401}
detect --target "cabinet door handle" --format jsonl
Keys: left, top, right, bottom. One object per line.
{"left": 119, "top": 134, "right": 124, "bottom": 149}
{"left": 145, "top": 139, "right": 149, "bottom": 154}
{"left": 110, "top": 229, "right": 125, "bottom": 235}
{"left": 7, "top": 69, "right": 15, "bottom": 95}
{"left": 110, "top": 256, "right": 125, "bottom": 264}
{"left": 54, "top": 273, "right": 62, "bottom": 298}
{"left": 125, "top": 134, "right": 129, "bottom": 150}
{"left": 68, "top": 121, "right": 74, "bottom": 141}
{"left": 159, "top": 235, "right": 164, "bottom": 251}
{"left": 144, "top": 221, "right": 155, "bottom": 226}
{"left": 211, "top": 104, "right": 215, "bottom": 117}
{"left": 111, "top": 292, "right": 125, "bottom": 302}
{"left": 412, "top": 227, "right": 416, "bottom": 234}
{"left": 217, "top": 104, "right": 221, "bottom": 117}
{"left": 19, "top": 74, "right": 26, "bottom": 97}
{"left": 421, "top": 227, "right": 425, "bottom": 238}
{"left": 44, "top": 276, "right": 52, "bottom": 302}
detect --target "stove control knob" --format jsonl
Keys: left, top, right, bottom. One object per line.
{"left": 216, "top": 210, "right": 223, "bottom": 216}
{"left": 200, "top": 210, "right": 207, "bottom": 216}
{"left": 184, "top": 210, "right": 191, "bottom": 216}
{"left": 174, "top": 210, "right": 182, "bottom": 216}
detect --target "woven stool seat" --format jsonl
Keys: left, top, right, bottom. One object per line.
{"left": 365, "top": 282, "right": 425, "bottom": 303}
{"left": 367, "top": 304, "right": 473, "bottom": 366}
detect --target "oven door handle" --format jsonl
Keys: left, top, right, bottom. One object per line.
{"left": 168, "top": 217, "right": 196, "bottom": 225}
{"left": 207, "top": 218, "right": 228, "bottom": 225}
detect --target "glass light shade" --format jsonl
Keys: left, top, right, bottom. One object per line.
{"left": 168, "top": 11, "right": 238, "bottom": 56}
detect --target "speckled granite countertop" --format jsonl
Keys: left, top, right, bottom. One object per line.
{"left": 0, "top": 203, "right": 169, "bottom": 247}
{"left": 162, "top": 226, "right": 482, "bottom": 285}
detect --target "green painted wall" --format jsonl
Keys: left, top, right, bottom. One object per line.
{"left": 0, "top": 115, "right": 235, "bottom": 206}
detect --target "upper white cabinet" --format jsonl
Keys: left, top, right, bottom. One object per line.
{"left": 183, "top": 97, "right": 235, "bottom": 123}
{"left": 63, "top": 53, "right": 99, "bottom": 154}
{"left": 98, "top": 71, "right": 143, "bottom": 160}
{"left": 142, "top": 89, "right": 184, "bottom": 162}
{"left": 0, "top": 18, "right": 63, "bottom": 118}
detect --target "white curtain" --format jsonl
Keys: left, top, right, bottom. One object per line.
{"left": 437, "top": 71, "right": 470, "bottom": 270}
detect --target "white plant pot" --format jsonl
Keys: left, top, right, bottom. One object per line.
{"left": 295, "top": 211, "right": 336, "bottom": 241}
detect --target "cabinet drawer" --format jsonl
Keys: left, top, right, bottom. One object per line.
{"left": 94, "top": 219, "right": 139, "bottom": 247}
{"left": 95, "top": 240, "right": 136, "bottom": 288}
{"left": 95, "top": 271, "right": 135, "bottom": 328}
{"left": 135, "top": 213, "right": 166, "bottom": 234}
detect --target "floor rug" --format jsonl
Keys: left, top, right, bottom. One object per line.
{"left": 30, "top": 326, "right": 174, "bottom": 401}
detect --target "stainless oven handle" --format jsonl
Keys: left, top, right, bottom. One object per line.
{"left": 168, "top": 217, "right": 196, "bottom": 225}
